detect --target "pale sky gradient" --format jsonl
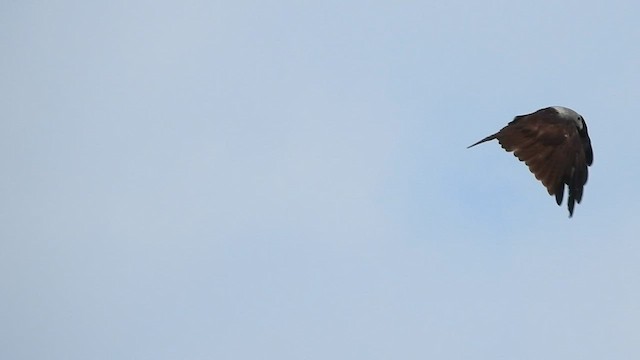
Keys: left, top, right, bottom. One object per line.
{"left": 2, "top": 1, "right": 640, "bottom": 359}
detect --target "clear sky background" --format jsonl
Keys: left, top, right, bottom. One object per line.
{"left": 2, "top": 1, "right": 640, "bottom": 359}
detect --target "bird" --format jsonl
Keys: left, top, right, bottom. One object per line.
{"left": 468, "top": 106, "right": 593, "bottom": 217}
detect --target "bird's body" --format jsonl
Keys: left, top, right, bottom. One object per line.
{"left": 468, "top": 106, "right": 593, "bottom": 217}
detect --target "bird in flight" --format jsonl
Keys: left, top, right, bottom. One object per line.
{"left": 468, "top": 106, "right": 593, "bottom": 217}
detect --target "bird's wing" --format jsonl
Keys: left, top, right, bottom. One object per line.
{"left": 495, "top": 112, "right": 588, "bottom": 216}
{"left": 567, "top": 135, "right": 589, "bottom": 215}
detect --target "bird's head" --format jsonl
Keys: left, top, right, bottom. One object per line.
{"left": 552, "top": 106, "right": 586, "bottom": 131}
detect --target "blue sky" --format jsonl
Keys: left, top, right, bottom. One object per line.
{"left": 2, "top": 1, "right": 640, "bottom": 359}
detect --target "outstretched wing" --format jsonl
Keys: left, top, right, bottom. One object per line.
{"left": 495, "top": 108, "right": 589, "bottom": 216}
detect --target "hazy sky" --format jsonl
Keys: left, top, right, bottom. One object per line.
{"left": 2, "top": 1, "right": 640, "bottom": 359}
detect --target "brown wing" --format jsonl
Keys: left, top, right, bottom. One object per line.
{"left": 567, "top": 135, "right": 589, "bottom": 216}
{"left": 494, "top": 108, "right": 588, "bottom": 216}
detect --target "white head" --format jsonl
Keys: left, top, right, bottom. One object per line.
{"left": 552, "top": 106, "right": 584, "bottom": 130}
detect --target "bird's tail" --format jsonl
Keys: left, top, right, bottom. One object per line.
{"left": 467, "top": 133, "right": 498, "bottom": 148}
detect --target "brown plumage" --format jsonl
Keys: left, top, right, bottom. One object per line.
{"left": 468, "top": 106, "right": 593, "bottom": 217}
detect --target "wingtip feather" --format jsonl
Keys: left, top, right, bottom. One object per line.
{"left": 467, "top": 134, "right": 498, "bottom": 148}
